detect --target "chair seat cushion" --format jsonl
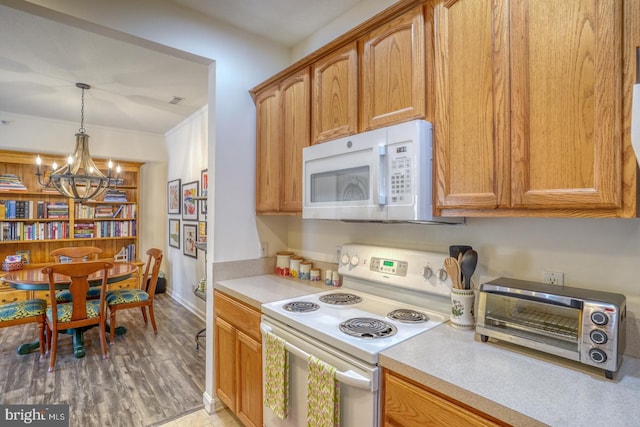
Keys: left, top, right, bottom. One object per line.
{"left": 47, "top": 299, "right": 101, "bottom": 323}
{"left": 56, "top": 286, "right": 102, "bottom": 302}
{"left": 0, "top": 299, "right": 47, "bottom": 322}
{"left": 106, "top": 289, "right": 149, "bottom": 306}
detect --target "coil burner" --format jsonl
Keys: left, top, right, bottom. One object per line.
{"left": 339, "top": 317, "right": 397, "bottom": 339}
{"left": 319, "top": 293, "right": 363, "bottom": 305}
{"left": 387, "top": 309, "right": 429, "bottom": 323}
{"left": 283, "top": 301, "right": 320, "bottom": 313}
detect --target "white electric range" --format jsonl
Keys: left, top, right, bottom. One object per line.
{"left": 261, "top": 244, "right": 454, "bottom": 427}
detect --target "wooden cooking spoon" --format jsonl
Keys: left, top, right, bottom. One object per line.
{"left": 444, "top": 257, "right": 461, "bottom": 289}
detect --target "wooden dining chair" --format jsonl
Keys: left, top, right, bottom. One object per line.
{"left": 0, "top": 299, "right": 47, "bottom": 357}
{"left": 106, "top": 248, "right": 163, "bottom": 344}
{"left": 50, "top": 246, "right": 103, "bottom": 262}
{"left": 42, "top": 261, "right": 112, "bottom": 372}
{"left": 51, "top": 246, "right": 103, "bottom": 302}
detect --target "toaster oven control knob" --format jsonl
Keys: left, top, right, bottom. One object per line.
{"left": 590, "top": 330, "right": 608, "bottom": 345}
{"left": 591, "top": 311, "right": 609, "bottom": 326}
{"left": 350, "top": 255, "right": 360, "bottom": 266}
{"left": 341, "top": 254, "right": 351, "bottom": 265}
{"left": 589, "top": 348, "right": 608, "bottom": 364}
{"left": 422, "top": 266, "right": 433, "bottom": 279}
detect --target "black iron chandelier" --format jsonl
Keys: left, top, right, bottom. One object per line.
{"left": 35, "top": 82, "right": 120, "bottom": 202}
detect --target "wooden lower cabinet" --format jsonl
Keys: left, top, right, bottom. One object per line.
{"left": 214, "top": 290, "right": 262, "bottom": 427}
{"left": 382, "top": 370, "right": 507, "bottom": 427}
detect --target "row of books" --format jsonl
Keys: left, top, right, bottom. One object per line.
{"left": 0, "top": 174, "right": 28, "bottom": 191}
{"left": 75, "top": 204, "right": 136, "bottom": 219}
{"left": 0, "top": 200, "right": 69, "bottom": 219}
{"left": 103, "top": 189, "right": 128, "bottom": 202}
{"left": 0, "top": 221, "right": 69, "bottom": 241}
{"left": 73, "top": 220, "right": 137, "bottom": 238}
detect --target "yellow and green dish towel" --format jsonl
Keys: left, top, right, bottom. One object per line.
{"left": 307, "top": 355, "right": 340, "bottom": 427}
{"left": 264, "top": 332, "right": 289, "bottom": 419}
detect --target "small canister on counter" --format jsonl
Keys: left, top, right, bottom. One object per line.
{"left": 276, "top": 251, "right": 293, "bottom": 276}
{"left": 325, "top": 270, "right": 333, "bottom": 286}
{"left": 289, "top": 256, "right": 303, "bottom": 278}
{"left": 310, "top": 268, "right": 321, "bottom": 281}
{"left": 332, "top": 271, "right": 341, "bottom": 287}
{"left": 299, "top": 261, "right": 313, "bottom": 280}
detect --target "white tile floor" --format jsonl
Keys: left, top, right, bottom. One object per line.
{"left": 158, "top": 408, "right": 242, "bottom": 427}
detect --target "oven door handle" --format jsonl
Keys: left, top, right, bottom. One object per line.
{"left": 261, "top": 324, "right": 373, "bottom": 390}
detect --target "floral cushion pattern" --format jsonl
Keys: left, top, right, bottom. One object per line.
{"left": 106, "top": 289, "right": 149, "bottom": 306}
{"left": 0, "top": 299, "right": 46, "bottom": 322}
{"left": 56, "top": 286, "right": 102, "bottom": 302}
{"left": 46, "top": 299, "right": 101, "bottom": 323}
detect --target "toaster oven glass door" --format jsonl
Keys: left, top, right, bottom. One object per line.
{"left": 482, "top": 292, "right": 581, "bottom": 352}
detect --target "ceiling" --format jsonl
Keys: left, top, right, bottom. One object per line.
{"left": 0, "top": 0, "right": 368, "bottom": 135}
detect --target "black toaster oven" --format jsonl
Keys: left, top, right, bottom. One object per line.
{"left": 476, "top": 277, "right": 626, "bottom": 379}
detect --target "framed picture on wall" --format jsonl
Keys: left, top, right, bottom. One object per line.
{"left": 200, "top": 168, "right": 208, "bottom": 215}
{"left": 169, "top": 219, "right": 180, "bottom": 249}
{"left": 182, "top": 180, "right": 199, "bottom": 221}
{"left": 183, "top": 223, "right": 197, "bottom": 258}
{"left": 167, "top": 179, "right": 181, "bottom": 214}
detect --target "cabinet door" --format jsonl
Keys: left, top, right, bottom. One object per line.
{"left": 255, "top": 84, "right": 282, "bottom": 212}
{"left": 383, "top": 371, "right": 504, "bottom": 427}
{"left": 280, "top": 68, "right": 311, "bottom": 212}
{"left": 509, "top": 0, "right": 622, "bottom": 209}
{"left": 434, "top": 0, "right": 510, "bottom": 210}
{"left": 214, "top": 316, "right": 237, "bottom": 412}
{"left": 236, "top": 330, "right": 263, "bottom": 427}
{"left": 313, "top": 42, "right": 358, "bottom": 143}
{"left": 360, "top": 4, "right": 426, "bottom": 131}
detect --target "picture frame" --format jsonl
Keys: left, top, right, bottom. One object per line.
{"left": 200, "top": 169, "right": 208, "bottom": 215}
{"left": 167, "top": 179, "right": 181, "bottom": 214}
{"left": 183, "top": 223, "right": 198, "bottom": 258}
{"left": 16, "top": 249, "right": 31, "bottom": 264}
{"left": 182, "top": 180, "right": 199, "bottom": 221}
{"left": 169, "top": 219, "right": 180, "bottom": 249}
{"left": 198, "top": 221, "right": 207, "bottom": 242}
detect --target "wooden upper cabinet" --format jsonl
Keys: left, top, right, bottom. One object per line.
{"left": 255, "top": 85, "right": 281, "bottom": 213}
{"left": 255, "top": 68, "right": 310, "bottom": 214}
{"left": 509, "top": 0, "right": 621, "bottom": 209}
{"left": 360, "top": 4, "right": 426, "bottom": 131}
{"left": 312, "top": 42, "right": 358, "bottom": 144}
{"left": 280, "top": 69, "right": 311, "bottom": 212}
{"left": 434, "top": 0, "right": 627, "bottom": 216}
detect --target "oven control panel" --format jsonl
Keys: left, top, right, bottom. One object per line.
{"left": 339, "top": 244, "right": 453, "bottom": 298}
{"left": 369, "top": 257, "right": 408, "bottom": 276}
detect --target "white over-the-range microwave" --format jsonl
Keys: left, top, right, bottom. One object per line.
{"left": 302, "top": 119, "right": 463, "bottom": 224}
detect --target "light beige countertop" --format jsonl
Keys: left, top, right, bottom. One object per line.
{"left": 380, "top": 324, "right": 640, "bottom": 427}
{"left": 214, "top": 274, "right": 334, "bottom": 309}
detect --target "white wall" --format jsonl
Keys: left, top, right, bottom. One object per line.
{"left": 164, "top": 106, "right": 208, "bottom": 316}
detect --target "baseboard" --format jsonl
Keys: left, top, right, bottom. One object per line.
{"left": 166, "top": 289, "right": 205, "bottom": 321}
{"left": 202, "top": 392, "right": 225, "bottom": 413}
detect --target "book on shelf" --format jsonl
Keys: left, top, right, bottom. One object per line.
{"left": 0, "top": 174, "right": 28, "bottom": 191}
{"left": 103, "top": 189, "right": 128, "bottom": 202}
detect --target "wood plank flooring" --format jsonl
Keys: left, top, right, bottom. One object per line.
{"left": 0, "top": 294, "right": 209, "bottom": 427}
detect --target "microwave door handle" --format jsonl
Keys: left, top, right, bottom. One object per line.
{"left": 378, "top": 145, "right": 387, "bottom": 205}
{"left": 261, "top": 324, "right": 373, "bottom": 390}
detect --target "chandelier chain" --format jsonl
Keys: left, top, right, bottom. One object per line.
{"left": 79, "top": 86, "right": 86, "bottom": 134}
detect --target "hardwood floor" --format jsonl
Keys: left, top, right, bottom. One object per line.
{"left": 0, "top": 294, "right": 214, "bottom": 427}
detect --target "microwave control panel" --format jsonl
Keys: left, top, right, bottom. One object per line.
{"left": 388, "top": 143, "right": 413, "bottom": 205}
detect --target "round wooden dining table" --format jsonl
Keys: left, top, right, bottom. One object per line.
{"left": 2, "top": 262, "right": 138, "bottom": 358}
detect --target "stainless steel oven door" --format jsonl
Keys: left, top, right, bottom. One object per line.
{"left": 261, "top": 317, "right": 379, "bottom": 427}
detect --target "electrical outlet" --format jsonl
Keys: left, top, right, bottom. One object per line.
{"left": 260, "top": 241, "right": 268, "bottom": 257}
{"left": 543, "top": 271, "right": 564, "bottom": 286}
